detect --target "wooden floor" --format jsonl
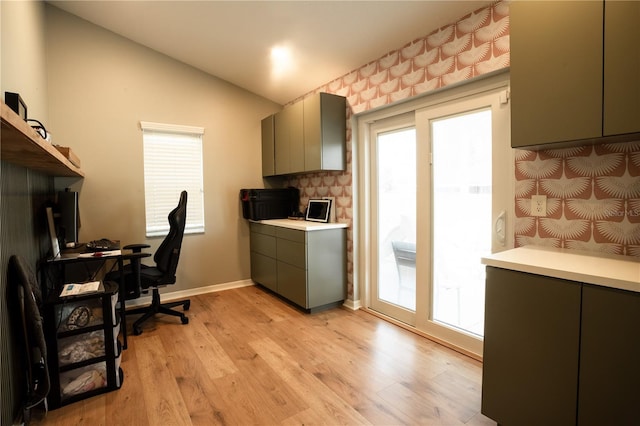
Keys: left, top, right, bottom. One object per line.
{"left": 32, "top": 286, "right": 496, "bottom": 425}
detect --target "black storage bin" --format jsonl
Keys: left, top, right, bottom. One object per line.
{"left": 240, "top": 188, "right": 299, "bottom": 220}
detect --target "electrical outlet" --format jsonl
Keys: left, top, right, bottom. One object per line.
{"left": 531, "top": 195, "right": 547, "bottom": 217}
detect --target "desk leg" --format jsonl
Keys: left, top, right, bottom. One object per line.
{"left": 118, "top": 257, "right": 128, "bottom": 350}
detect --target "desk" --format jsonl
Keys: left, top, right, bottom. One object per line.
{"left": 46, "top": 248, "right": 150, "bottom": 349}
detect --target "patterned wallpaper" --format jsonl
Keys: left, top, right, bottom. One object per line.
{"left": 515, "top": 142, "right": 640, "bottom": 256}
{"left": 285, "top": 1, "right": 510, "bottom": 298}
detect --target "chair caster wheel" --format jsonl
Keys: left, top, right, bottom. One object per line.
{"left": 133, "top": 328, "right": 143, "bottom": 336}
{"left": 181, "top": 316, "right": 189, "bottom": 325}
{"left": 183, "top": 301, "right": 190, "bottom": 311}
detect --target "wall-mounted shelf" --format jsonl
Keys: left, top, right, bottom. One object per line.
{"left": 1, "top": 103, "right": 84, "bottom": 177}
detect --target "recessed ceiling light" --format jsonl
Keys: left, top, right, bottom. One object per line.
{"left": 271, "top": 45, "right": 295, "bottom": 79}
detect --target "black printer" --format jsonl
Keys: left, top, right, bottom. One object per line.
{"left": 240, "top": 188, "right": 300, "bottom": 220}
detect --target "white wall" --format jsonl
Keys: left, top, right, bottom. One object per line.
{"left": 44, "top": 5, "right": 280, "bottom": 290}
{"left": 1, "top": 0, "right": 49, "bottom": 123}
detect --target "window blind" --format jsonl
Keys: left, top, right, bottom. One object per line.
{"left": 141, "top": 121, "right": 205, "bottom": 237}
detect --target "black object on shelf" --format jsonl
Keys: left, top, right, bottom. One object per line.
{"left": 5, "top": 91, "right": 27, "bottom": 120}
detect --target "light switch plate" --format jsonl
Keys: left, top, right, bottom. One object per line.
{"left": 531, "top": 195, "right": 547, "bottom": 217}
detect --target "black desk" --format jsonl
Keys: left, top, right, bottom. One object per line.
{"left": 46, "top": 248, "right": 150, "bottom": 349}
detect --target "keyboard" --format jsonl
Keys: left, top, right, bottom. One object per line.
{"left": 86, "top": 238, "right": 120, "bottom": 251}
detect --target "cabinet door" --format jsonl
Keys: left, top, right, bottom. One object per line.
{"left": 277, "top": 261, "right": 307, "bottom": 308}
{"left": 277, "top": 238, "right": 306, "bottom": 268}
{"left": 251, "top": 252, "right": 277, "bottom": 292}
{"left": 274, "top": 102, "right": 304, "bottom": 175}
{"left": 261, "top": 115, "right": 275, "bottom": 177}
{"left": 482, "top": 267, "right": 581, "bottom": 425}
{"left": 307, "top": 229, "right": 346, "bottom": 308}
{"left": 274, "top": 109, "right": 291, "bottom": 175}
{"left": 251, "top": 231, "right": 277, "bottom": 256}
{"left": 510, "top": 1, "right": 603, "bottom": 148}
{"left": 289, "top": 101, "right": 304, "bottom": 173}
{"left": 603, "top": 1, "right": 640, "bottom": 136}
{"left": 578, "top": 285, "right": 640, "bottom": 425}
{"left": 303, "top": 93, "right": 346, "bottom": 172}
{"left": 250, "top": 230, "right": 277, "bottom": 291}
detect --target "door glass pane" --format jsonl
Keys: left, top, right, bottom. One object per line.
{"left": 376, "top": 128, "right": 416, "bottom": 311}
{"left": 431, "top": 109, "right": 491, "bottom": 336}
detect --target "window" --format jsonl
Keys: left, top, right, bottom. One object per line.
{"left": 141, "top": 121, "right": 205, "bottom": 237}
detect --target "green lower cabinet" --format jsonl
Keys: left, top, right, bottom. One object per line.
{"left": 482, "top": 267, "right": 581, "bottom": 425}
{"left": 250, "top": 223, "right": 346, "bottom": 312}
{"left": 483, "top": 267, "right": 640, "bottom": 425}
{"left": 249, "top": 224, "right": 277, "bottom": 292}
{"left": 250, "top": 252, "right": 277, "bottom": 292}
{"left": 578, "top": 285, "right": 640, "bottom": 425}
{"left": 277, "top": 261, "right": 308, "bottom": 308}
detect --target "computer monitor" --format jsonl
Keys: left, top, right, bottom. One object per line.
{"left": 57, "top": 191, "right": 79, "bottom": 244}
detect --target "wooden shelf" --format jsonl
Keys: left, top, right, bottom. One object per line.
{"left": 1, "top": 103, "right": 84, "bottom": 177}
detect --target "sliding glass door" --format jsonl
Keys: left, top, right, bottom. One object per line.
{"left": 365, "top": 82, "right": 512, "bottom": 357}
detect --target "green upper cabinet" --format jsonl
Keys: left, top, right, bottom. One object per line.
{"left": 510, "top": 1, "right": 602, "bottom": 148}
{"left": 603, "top": 1, "right": 640, "bottom": 137}
{"left": 274, "top": 100, "right": 304, "bottom": 175}
{"left": 262, "top": 92, "right": 346, "bottom": 177}
{"left": 511, "top": 1, "right": 640, "bottom": 149}
{"left": 303, "top": 93, "right": 346, "bottom": 172}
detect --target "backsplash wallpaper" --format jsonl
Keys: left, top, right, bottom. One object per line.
{"left": 515, "top": 142, "right": 640, "bottom": 256}
{"left": 286, "top": 0, "right": 640, "bottom": 300}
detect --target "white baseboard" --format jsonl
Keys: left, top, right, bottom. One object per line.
{"left": 126, "top": 280, "right": 363, "bottom": 313}
{"left": 125, "top": 279, "right": 255, "bottom": 308}
{"left": 342, "top": 298, "right": 361, "bottom": 311}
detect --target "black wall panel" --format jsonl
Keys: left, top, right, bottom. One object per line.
{"left": 1, "top": 160, "right": 54, "bottom": 424}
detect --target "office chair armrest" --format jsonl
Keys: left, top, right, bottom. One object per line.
{"left": 121, "top": 252, "right": 151, "bottom": 261}
{"left": 123, "top": 243, "right": 151, "bottom": 253}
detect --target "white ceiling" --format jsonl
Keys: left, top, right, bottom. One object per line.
{"left": 48, "top": 1, "right": 491, "bottom": 105}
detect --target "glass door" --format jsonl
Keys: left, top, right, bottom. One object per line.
{"left": 370, "top": 115, "right": 417, "bottom": 326}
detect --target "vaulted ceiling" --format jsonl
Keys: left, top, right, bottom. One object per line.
{"left": 49, "top": 1, "right": 491, "bottom": 104}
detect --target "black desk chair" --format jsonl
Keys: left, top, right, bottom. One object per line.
{"left": 113, "top": 191, "right": 190, "bottom": 336}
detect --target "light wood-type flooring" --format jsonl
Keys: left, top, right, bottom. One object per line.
{"left": 32, "top": 285, "right": 496, "bottom": 425}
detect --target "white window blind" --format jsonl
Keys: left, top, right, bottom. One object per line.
{"left": 141, "top": 121, "right": 205, "bottom": 237}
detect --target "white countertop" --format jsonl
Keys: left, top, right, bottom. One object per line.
{"left": 251, "top": 218, "right": 348, "bottom": 231}
{"left": 482, "top": 246, "right": 640, "bottom": 293}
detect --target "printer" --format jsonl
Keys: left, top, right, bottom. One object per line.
{"left": 239, "top": 187, "right": 300, "bottom": 221}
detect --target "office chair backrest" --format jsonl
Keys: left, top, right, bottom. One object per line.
{"left": 154, "top": 191, "right": 187, "bottom": 283}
